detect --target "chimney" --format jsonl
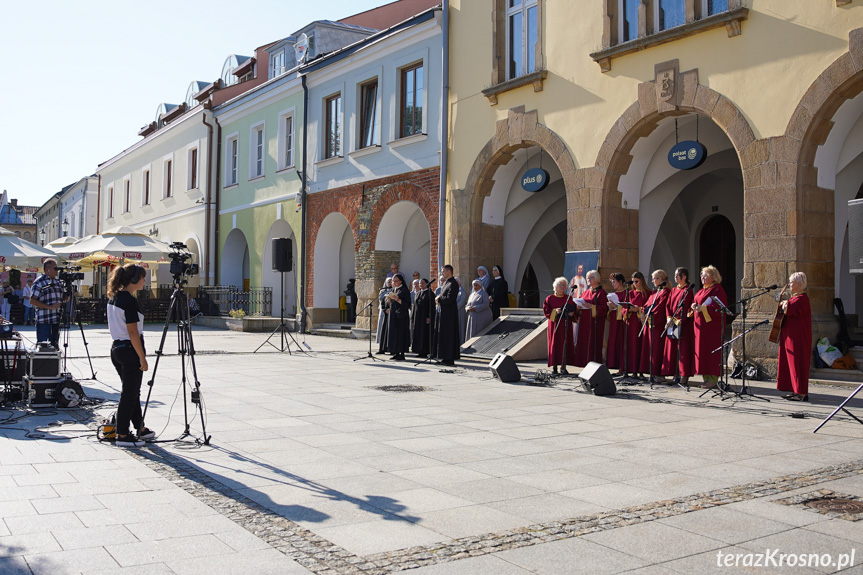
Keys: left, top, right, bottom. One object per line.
{"left": 10, "top": 199, "right": 17, "bottom": 207}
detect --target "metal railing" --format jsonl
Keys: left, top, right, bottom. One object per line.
{"left": 196, "top": 285, "right": 272, "bottom": 317}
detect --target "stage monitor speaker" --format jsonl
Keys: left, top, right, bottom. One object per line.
{"left": 579, "top": 362, "right": 617, "bottom": 396}
{"left": 850, "top": 199, "right": 863, "bottom": 274}
{"left": 489, "top": 353, "right": 521, "bottom": 383}
{"left": 272, "top": 238, "right": 293, "bottom": 272}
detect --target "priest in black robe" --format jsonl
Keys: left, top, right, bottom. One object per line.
{"left": 434, "top": 265, "right": 461, "bottom": 365}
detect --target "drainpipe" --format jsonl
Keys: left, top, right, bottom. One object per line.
{"left": 96, "top": 174, "right": 101, "bottom": 234}
{"left": 438, "top": 3, "right": 449, "bottom": 271}
{"left": 299, "top": 74, "right": 309, "bottom": 333}
{"left": 213, "top": 117, "right": 222, "bottom": 287}
{"left": 202, "top": 107, "right": 214, "bottom": 285}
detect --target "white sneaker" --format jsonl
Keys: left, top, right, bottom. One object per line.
{"left": 116, "top": 435, "right": 146, "bottom": 447}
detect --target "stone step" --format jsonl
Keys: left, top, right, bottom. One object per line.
{"left": 810, "top": 367, "right": 863, "bottom": 387}
{"left": 309, "top": 328, "right": 354, "bottom": 339}
{"left": 319, "top": 323, "right": 355, "bottom": 330}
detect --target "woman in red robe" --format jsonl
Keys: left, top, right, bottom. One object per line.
{"left": 627, "top": 272, "right": 651, "bottom": 380}
{"left": 692, "top": 265, "right": 728, "bottom": 388}
{"left": 640, "top": 270, "right": 671, "bottom": 383}
{"left": 605, "top": 273, "right": 627, "bottom": 374}
{"left": 574, "top": 270, "right": 608, "bottom": 366}
{"left": 543, "top": 277, "right": 576, "bottom": 375}
{"left": 663, "top": 267, "right": 695, "bottom": 385}
{"left": 777, "top": 272, "right": 812, "bottom": 401}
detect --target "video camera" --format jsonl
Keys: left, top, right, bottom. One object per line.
{"left": 169, "top": 242, "right": 199, "bottom": 278}
{"left": 56, "top": 266, "right": 84, "bottom": 282}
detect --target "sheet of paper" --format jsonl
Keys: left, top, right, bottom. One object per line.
{"left": 607, "top": 293, "right": 620, "bottom": 305}
{"left": 572, "top": 297, "right": 590, "bottom": 310}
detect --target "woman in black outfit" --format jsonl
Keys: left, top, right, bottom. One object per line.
{"left": 411, "top": 278, "right": 434, "bottom": 357}
{"left": 106, "top": 264, "right": 156, "bottom": 447}
{"left": 387, "top": 273, "right": 412, "bottom": 360}
{"left": 487, "top": 265, "right": 509, "bottom": 320}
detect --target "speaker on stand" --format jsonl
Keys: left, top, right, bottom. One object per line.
{"left": 255, "top": 238, "right": 305, "bottom": 354}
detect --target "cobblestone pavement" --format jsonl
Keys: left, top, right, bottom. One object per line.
{"left": 1, "top": 324, "right": 862, "bottom": 574}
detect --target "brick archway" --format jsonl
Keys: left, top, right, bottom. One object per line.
{"left": 367, "top": 180, "right": 439, "bottom": 261}
{"left": 450, "top": 106, "right": 579, "bottom": 279}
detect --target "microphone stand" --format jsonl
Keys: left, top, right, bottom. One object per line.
{"left": 639, "top": 284, "right": 665, "bottom": 388}
{"left": 725, "top": 287, "right": 772, "bottom": 402}
{"left": 669, "top": 284, "right": 692, "bottom": 391}
{"left": 353, "top": 299, "right": 380, "bottom": 362}
{"left": 551, "top": 282, "right": 576, "bottom": 376}
{"left": 615, "top": 283, "right": 635, "bottom": 384}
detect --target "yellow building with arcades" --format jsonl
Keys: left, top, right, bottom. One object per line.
{"left": 445, "top": 0, "right": 863, "bottom": 372}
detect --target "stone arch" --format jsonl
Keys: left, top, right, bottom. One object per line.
{"left": 585, "top": 69, "right": 756, "bottom": 277}
{"left": 452, "top": 106, "right": 579, "bottom": 278}
{"left": 304, "top": 190, "right": 360, "bottom": 307}
{"left": 367, "top": 181, "right": 438, "bottom": 264}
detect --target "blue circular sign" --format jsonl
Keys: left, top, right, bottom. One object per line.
{"left": 521, "top": 168, "right": 550, "bottom": 192}
{"left": 668, "top": 140, "right": 707, "bottom": 170}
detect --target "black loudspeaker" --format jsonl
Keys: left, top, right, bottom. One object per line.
{"left": 849, "top": 199, "right": 863, "bottom": 274}
{"left": 272, "top": 238, "right": 293, "bottom": 272}
{"left": 489, "top": 353, "right": 521, "bottom": 383}
{"left": 579, "top": 362, "right": 617, "bottom": 396}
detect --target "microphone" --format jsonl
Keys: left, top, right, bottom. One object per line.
{"left": 766, "top": 284, "right": 778, "bottom": 290}
{"left": 625, "top": 280, "right": 634, "bottom": 285}
{"left": 659, "top": 281, "right": 667, "bottom": 288}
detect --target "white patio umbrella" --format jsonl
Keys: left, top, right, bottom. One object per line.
{"left": 0, "top": 226, "right": 57, "bottom": 268}
{"left": 45, "top": 236, "right": 80, "bottom": 250}
{"left": 60, "top": 226, "right": 172, "bottom": 266}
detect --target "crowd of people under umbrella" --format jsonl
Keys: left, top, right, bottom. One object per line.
{"left": 375, "top": 263, "right": 510, "bottom": 365}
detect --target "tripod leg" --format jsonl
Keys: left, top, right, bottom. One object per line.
{"left": 814, "top": 381, "right": 863, "bottom": 433}
{"left": 75, "top": 315, "right": 97, "bottom": 379}
{"left": 142, "top": 290, "right": 179, "bottom": 423}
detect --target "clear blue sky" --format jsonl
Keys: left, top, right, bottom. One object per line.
{"left": 1, "top": 0, "right": 394, "bottom": 209}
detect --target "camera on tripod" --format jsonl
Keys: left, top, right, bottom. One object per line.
{"left": 169, "top": 242, "right": 199, "bottom": 278}
{"left": 56, "top": 266, "right": 84, "bottom": 283}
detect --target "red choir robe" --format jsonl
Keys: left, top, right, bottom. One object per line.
{"left": 640, "top": 288, "right": 671, "bottom": 376}
{"left": 693, "top": 283, "right": 728, "bottom": 377}
{"left": 663, "top": 285, "right": 695, "bottom": 378}
{"left": 606, "top": 290, "right": 627, "bottom": 369}
{"left": 543, "top": 294, "right": 576, "bottom": 367}
{"left": 574, "top": 286, "right": 608, "bottom": 366}
{"left": 626, "top": 290, "right": 650, "bottom": 374}
{"left": 777, "top": 293, "right": 812, "bottom": 396}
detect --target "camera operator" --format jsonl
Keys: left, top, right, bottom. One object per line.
{"left": 107, "top": 263, "right": 155, "bottom": 447}
{"left": 29, "top": 259, "right": 69, "bottom": 349}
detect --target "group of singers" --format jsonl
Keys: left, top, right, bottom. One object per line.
{"left": 542, "top": 266, "right": 811, "bottom": 399}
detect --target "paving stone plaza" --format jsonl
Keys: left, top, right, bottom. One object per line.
{"left": 2, "top": 325, "right": 863, "bottom": 574}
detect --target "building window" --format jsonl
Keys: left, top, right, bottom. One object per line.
{"left": 164, "top": 158, "right": 173, "bottom": 198}
{"left": 359, "top": 79, "right": 379, "bottom": 148}
{"left": 250, "top": 124, "right": 265, "bottom": 178}
{"left": 325, "top": 94, "right": 342, "bottom": 159}
{"left": 271, "top": 50, "right": 285, "bottom": 79}
{"left": 621, "top": 0, "right": 640, "bottom": 42}
{"left": 123, "top": 179, "right": 131, "bottom": 213}
{"left": 188, "top": 147, "right": 199, "bottom": 190}
{"left": 226, "top": 135, "right": 239, "bottom": 185}
{"left": 107, "top": 186, "right": 114, "bottom": 218}
{"left": 278, "top": 111, "right": 295, "bottom": 170}
{"left": 705, "top": 0, "right": 728, "bottom": 15}
{"left": 142, "top": 169, "right": 151, "bottom": 205}
{"left": 656, "top": 0, "right": 685, "bottom": 31}
{"left": 506, "top": 0, "right": 538, "bottom": 80}
{"left": 400, "top": 64, "right": 423, "bottom": 138}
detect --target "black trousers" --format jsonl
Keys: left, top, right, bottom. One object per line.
{"left": 111, "top": 340, "right": 145, "bottom": 436}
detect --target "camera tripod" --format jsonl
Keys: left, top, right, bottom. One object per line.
{"left": 142, "top": 276, "right": 210, "bottom": 445}
{"left": 59, "top": 283, "right": 97, "bottom": 380}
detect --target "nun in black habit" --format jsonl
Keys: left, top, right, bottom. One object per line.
{"left": 434, "top": 265, "right": 461, "bottom": 365}
{"left": 487, "top": 265, "right": 509, "bottom": 320}
{"left": 386, "top": 273, "right": 412, "bottom": 360}
{"left": 411, "top": 278, "right": 435, "bottom": 357}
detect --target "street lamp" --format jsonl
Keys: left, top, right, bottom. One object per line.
{"left": 61, "top": 217, "right": 69, "bottom": 237}
{"left": 39, "top": 229, "right": 46, "bottom": 246}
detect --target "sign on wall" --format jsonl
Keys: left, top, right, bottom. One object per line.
{"left": 668, "top": 140, "right": 707, "bottom": 170}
